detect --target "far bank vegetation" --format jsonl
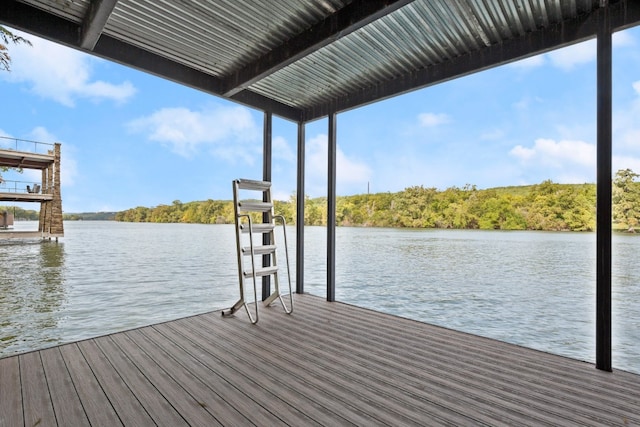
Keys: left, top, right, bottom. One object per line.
{"left": 113, "top": 169, "right": 640, "bottom": 232}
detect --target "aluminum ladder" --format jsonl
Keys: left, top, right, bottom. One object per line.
{"left": 222, "top": 178, "right": 293, "bottom": 324}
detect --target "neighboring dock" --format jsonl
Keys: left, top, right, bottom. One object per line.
{"left": 1, "top": 293, "right": 639, "bottom": 426}
{"left": 0, "top": 137, "right": 63, "bottom": 239}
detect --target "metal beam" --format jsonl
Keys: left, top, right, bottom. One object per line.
{"left": 327, "top": 113, "right": 337, "bottom": 302}
{"left": 301, "top": 0, "right": 640, "bottom": 122}
{"left": 79, "top": 0, "right": 118, "bottom": 50}
{"left": 296, "top": 122, "right": 306, "bottom": 295}
{"left": 222, "top": 0, "right": 416, "bottom": 96}
{"left": 230, "top": 90, "right": 302, "bottom": 122}
{"left": 596, "top": 1, "right": 612, "bottom": 373}
{"left": 95, "top": 36, "right": 302, "bottom": 120}
{"left": 262, "top": 112, "right": 273, "bottom": 301}
{"left": 0, "top": 0, "right": 77, "bottom": 45}
{"left": 0, "top": 0, "right": 303, "bottom": 123}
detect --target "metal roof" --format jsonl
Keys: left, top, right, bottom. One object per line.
{"left": 2, "top": 0, "right": 639, "bottom": 122}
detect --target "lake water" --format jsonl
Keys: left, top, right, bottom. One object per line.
{"left": 1, "top": 221, "right": 638, "bottom": 374}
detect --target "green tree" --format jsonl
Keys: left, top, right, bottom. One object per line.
{"left": 613, "top": 168, "right": 640, "bottom": 231}
{"left": 1, "top": 25, "right": 31, "bottom": 72}
{"left": 1, "top": 26, "right": 31, "bottom": 182}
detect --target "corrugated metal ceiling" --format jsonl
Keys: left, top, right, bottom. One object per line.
{"left": 251, "top": 0, "right": 599, "bottom": 109}
{"left": 4, "top": 0, "right": 639, "bottom": 121}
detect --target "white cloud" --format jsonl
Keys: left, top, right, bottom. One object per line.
{"left": 510, "top": 138, "right": 597, "bottom": 182}
{"left": 2, "top": 31, "right": 136, "bottom": 106}
{"left": 418, "top": 112, "right": 451, "bottom": 127}
{"left": 26, "top": 127, "right": 78, "bottom": 187}
{"left": 547, "top": 40, "right": 595, "bottom": 71}
{"left": 273, "top": 136, "right": 295, "bottom": 162}
{"left": 510, "top": 145, "right": 535, "bottom": 161}
{"left": 504, "top": 78, "right": 640, "bottom": 179}
{"left": 612, "top": 30, "right": 635, "bottom": 48}
{"left": 512, "top": 96, "right": 544, "bottom": 111}
{"left": 508, "top": 54, "right": 545, "bottom": 69}
{"left": 480, "top": 129, "right": 505, "bottom": 141}
{"left": 613, "top": 80, "right": 640, "bottom": 153}
{"left": 613, "top": 155, "right": 640, "bottom": 174}
{"left": 545, "top": 32, "right": 634, "bottom": 72}
{"left": 305, "top": 133, "right": 372, "bottom": 195}
{"left": 128, "top": 105, "right": 260, "bottom": 159}
{"left": 511, "top": 138, "right": 595, "bottom": 167}
{"left": 27, "top": 126, "right": 58, "bottom": 145}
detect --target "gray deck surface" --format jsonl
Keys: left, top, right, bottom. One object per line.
{"left": 2, "top": 293, "right": 639, "bottom": 426}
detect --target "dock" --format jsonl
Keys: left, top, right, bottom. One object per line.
{"left": 1, "top": 293, "right": 639, "bottom": 426}
{"left": 0, "top": 138, "right": 64, "bottom": 239}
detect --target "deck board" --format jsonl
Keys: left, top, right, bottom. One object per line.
{"left": 39, "top": 347, "right": 90, "bottom": 426}
{"left": 127, "top": 328, "right": 245, "bottom": 425}
{"left": 291, "top": 299, "right": 637, "bottom": 425}
{"left": 175, "top": 314, "right": 394, "bottom": 426}
{"left": 161, "top": 318, "right": 317, "bottom": 426}
{"left": 0, "top": 356, "right": 23, "bottom": 427}
{"left": 58, "top": 343, "right": 122, "bottom": 426}
{"left": 77, "top": 339, "right": 154, "bottom": 426}
{"left": 93, "top": 335, "right": 189, "bottom": 427}
{"left": 19, "top": 351, "right": 56, "bottom": 427}
{"left": 299, "top": 298, "right": 640, "bottom": 425}
{"left": 188, "top": 309, "right": 474, "bottom": 426}
{"left": 1, "top": 293, "right": 640, "bottom": 426}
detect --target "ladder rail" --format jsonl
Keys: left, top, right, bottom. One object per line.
{"left": 273, "top": 214, "right": 293, "bottom": 314}
{"left": 223, "top": 182, "right": 260, "bottom": 323}
{"left": 241, "top": 214, "right": 259, "bottom": 324}
{"left": 223, "top": 178, "right": 293, "bottom": 323}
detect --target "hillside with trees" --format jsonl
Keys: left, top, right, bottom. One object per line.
{"left": 4, "top": 170, "right": 637, "bottom": 232}
{"left": 113, "top": 170, "right": 640, "bottom": 232}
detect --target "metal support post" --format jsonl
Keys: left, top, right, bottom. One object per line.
{"left": 596, "top": 1, "right": 612, "bottom": 372}
{"left": 327, "top": 113, "right": 337, "bottom": 302}
{"left": 296, "top": 121, "right": 306, "bottom": 294}
{"left": 262, "top": 111, "right": 272, "bottom": 301}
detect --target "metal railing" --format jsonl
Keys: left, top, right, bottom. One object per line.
{"left": 0, "top": 180, "right": 42, "bottom": 194}
{"left": 0, "top": 136, "right": 55, "bottom": 154}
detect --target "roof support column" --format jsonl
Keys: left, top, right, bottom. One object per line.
{"left": 296, "top": 121, "right": 306, "bottom": 294}
{"left": 262, "top": 111, "right": 272, "bottom": 301}
{"left": 327, "top": 113, "right": 337, "bottom": 302}
{"left": 596, "top": 1, "right": 612, "bottom": 372}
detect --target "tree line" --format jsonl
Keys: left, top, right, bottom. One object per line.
{"left": 113, "top": 169, "right": 640, "bottom": 232}
{"left": 0, "top": 206, "right": 39, "bottom": 220}
{"left": 113, "top": 182, "right": 597, "bottom": 231}
{"left": 6, "top": 169, "right": 635, "bottom": 232}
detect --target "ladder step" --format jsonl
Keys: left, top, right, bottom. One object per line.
{"left": 242, "top": 245, "right": 276, "bottom": 255}
{"left": 238, "top": 201, "right": 273, "bottom": 212}
{"left": 236, "top": 179, "right": 271, "bottom": 191}
{"left": 244, "top": 266, "right": 278, "bottom": 277}
{"left": 240, "top": 223, "right": 275, "bottom": 233}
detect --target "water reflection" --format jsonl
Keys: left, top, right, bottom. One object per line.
{"left": 0, "top": 240, "right": 66, "bottom": 354}
{"left": 612, "top": 235, "right": 640, "bottom": 372}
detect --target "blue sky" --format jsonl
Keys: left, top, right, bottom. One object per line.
{"left": 1, "top": 25, "right": 640, "bottom": 213}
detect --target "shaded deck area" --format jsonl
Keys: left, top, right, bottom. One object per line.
{"left": 2, "top": 293, "right": 639, "bottom": 426}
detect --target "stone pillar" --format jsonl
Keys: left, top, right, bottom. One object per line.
{"left": 38, "top": 167, "right": 47, "bottom": 232}
{"left": 50, "top": 143, "right": 64, "bottom": 236}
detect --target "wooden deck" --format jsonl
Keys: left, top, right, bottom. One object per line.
{"left": 2, "top": 294, "right": 639, "bottom": 426}
{"left": 0, "top": 192, "right": 53, "bottom": 203}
